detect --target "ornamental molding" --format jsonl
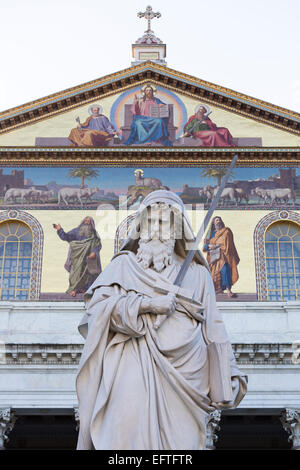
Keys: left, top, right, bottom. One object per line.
{"left": 1, "top": 344, "right": 83, "bottom": 365}
{"left": 0, "top": 148, "right": 299, "bottom": 166}
{"left": 232, "top": 343, "right": 300, "bottom": 365}
{"left": 254, "top": 210, "right": 300, "bottom": 301}
{"left": 0, "top": 210, "right": 44, "bottom": 300}
{"left": 0, "top": 343, "right": 298, "bottom": 366}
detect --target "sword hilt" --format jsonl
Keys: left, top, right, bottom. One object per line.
{"left": 152, "top": 281, "right": 204, "bottom": 330}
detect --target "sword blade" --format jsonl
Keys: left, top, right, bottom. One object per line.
{"left": 173, "top": 154, "right": 238, "bottom": 287}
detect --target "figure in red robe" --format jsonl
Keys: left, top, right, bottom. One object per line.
{"left": 183, "top": 104, "right": 233, "bottom": 147}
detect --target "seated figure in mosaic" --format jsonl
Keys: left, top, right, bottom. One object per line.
{"left": 183, "top": 105, "right": 233, "bottom": 147}
{"left": 123, "top": 84, "right": 172, "bottom": 147}
{"left": 69, "top": 105, "right": 119, "bottom": 147}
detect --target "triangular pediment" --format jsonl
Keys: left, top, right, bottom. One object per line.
{"left": 0, "top": 62, "right": 299, "bottom": 149}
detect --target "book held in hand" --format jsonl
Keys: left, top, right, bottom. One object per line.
{"left": 209, "top": 245, "right": 220, "bottom": 264}
{"left": 149, "top": 104, "right": 169, "bottom": 118}
{"left": 207, "top": 341, "right": 233, "bottom": 404}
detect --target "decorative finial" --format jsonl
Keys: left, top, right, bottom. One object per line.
{"left": 137, "top": 6, "right": 161, "bottom": 33}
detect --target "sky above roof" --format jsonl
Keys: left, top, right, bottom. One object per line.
{"left": 0, "top": 0, "right": 299, "bottom": 113}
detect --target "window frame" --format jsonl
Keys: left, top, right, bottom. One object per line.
{"left": 0, "top": 210, "right": 43, "bottom": 300}
{"left": 254, "top": 210, "right": 300, "bottom": 301}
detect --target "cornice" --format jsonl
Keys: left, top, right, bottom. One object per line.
{"left": 0, "top": 147, "right": 299, "bottom": 166}
{"left": 1, "top": 343, "right": 297, "bottom": 366}
{"left": 0, "top": 62, "right": 299, "bottom": 137}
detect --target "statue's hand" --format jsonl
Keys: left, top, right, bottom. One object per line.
{"left": 140, "top": 293, "right": 177, "bottom": 316}
{"left": 211, "top": 401, "right": 231, "bottom": 410}
{"left": 53, "top": 223, "right": 61, "bottom": 231}
{"left": 211, "top": 377, "right": 240, "bottom": 410}
{"left": 88, "top": 252, "right": 96, "bottom": 259}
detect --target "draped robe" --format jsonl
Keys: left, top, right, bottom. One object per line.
{"left": 206, "top": 227, "right": 240, "bottom": 293}
{"left": 57, "top": 226, "right": 102, "bottom": 294}
{"left": 76, "top": 250, "right": 247, "bottom": 450}
{"left": 184, "top": 115, "right": 233, "bottom": 147}
{"left": 69, "top": 115, "right": 115, "bottom": 147}
{"left": 124, "top": 98, "right": 171, "bottom": 146}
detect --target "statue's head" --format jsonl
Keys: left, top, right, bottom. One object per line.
{"left": 135, "top": 201, "right": 181, "bottom": 272}
{"left": 120, "top": 190, "right": 208, "bottom": 273}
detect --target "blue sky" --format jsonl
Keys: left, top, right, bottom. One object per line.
{"left": 0, "top": 0, "right": 299, "bottom": 113}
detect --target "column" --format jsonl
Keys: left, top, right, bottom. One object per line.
{"left": 74, "top": 406, "right": 80, "bottom": 433}
{"left": 0, "top": 408, "right": 17, "bottom": 450}
{"left": 280, "top": 408, "right": 300, "bottom": 450}
{"left": 205, "top": 410, "right": 222, "bottom": 450}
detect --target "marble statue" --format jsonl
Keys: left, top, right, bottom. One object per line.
{"left": 75, "top": 190, "right": 247, "bottom": 450}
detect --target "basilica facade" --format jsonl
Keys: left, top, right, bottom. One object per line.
{"left": 0, "top": 8, "right": 299, "bottom": 449}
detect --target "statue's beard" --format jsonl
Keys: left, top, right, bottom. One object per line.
{"left": 136, "top": 238, "right": 175, "bottom": 273}
{"left": 79, "top": 224, "right": 93, "bottom": 239}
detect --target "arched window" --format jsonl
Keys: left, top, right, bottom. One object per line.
{"left": 265, "top": 221, "right": 300, "bottom": 301}
{"left": 0, "top": 210, "right": 43, "bottom": 300}
{"left": 0, "top": 220, "right": 32, "bottom": 300}
{"left": 254, "top": 210, "right": 300, "bottom": 301}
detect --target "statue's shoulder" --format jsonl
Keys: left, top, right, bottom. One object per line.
{"left": 85, "top": 251, "right": 138, "bottom": 296}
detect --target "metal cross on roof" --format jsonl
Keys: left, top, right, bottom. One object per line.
{"left": 137, "top": 6, "right": 161, "bottom": 33}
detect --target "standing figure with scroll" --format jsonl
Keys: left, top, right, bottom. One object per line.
{"left": 124, "top": 84, "right": 172, "bottom": 146}
{"left": 203, "top": 216, "right": 240, "bottom": 297}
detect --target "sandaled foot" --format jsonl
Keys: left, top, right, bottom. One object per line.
{"left": 226, "top": 291, "right": 236, "bottom": 298}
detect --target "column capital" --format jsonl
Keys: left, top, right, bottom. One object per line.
{"left": 280, "top": 408, "right": 300, "bottom": 450}
{"left": 0, "top": 408, "right": 17, "bottom": 450}
{"left": 74, "top": 406, "right": 80, "bottom": 432}
{"left": 205, "top": 410, "right": 222, "bottom": 450}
